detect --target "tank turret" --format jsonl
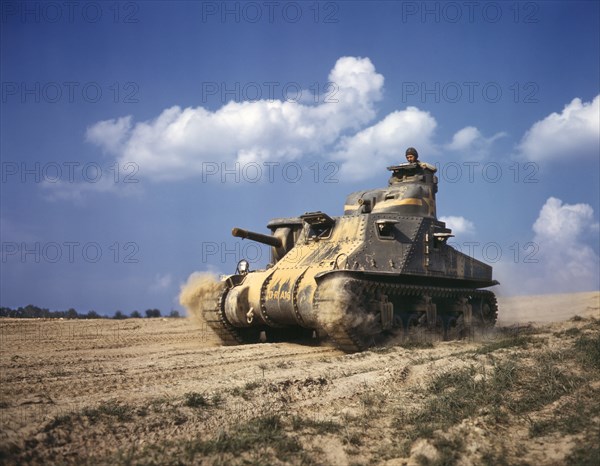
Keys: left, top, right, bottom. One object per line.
{"left": 191, "top": 163, "right": 498, "bottom": 352}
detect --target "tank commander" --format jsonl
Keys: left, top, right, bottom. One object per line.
{"left": 388, "top": 147, "right": 437, "bottom": 185}
{"left": 404, "top": 147, "right": 437, "bottom": 172}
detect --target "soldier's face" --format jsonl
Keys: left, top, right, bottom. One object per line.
{"left": 406, "top": 154, "right": 417, "bottom": 163}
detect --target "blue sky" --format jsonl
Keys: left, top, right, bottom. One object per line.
{"left": 1, "top": 0, "right": 599, "bottom": 315}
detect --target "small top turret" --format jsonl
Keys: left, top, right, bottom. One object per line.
{"left": 388, "top": 147, "right": 437, "bottom": 184}
{"left": 344, "top": 148, "right": 439, "bottom": 218}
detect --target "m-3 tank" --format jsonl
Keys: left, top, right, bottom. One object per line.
{"left": 203, "top": 163, "right": 498, "bottom": 352}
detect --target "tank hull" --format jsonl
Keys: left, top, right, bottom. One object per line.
{"left": 207, "top": 267, "right": 497, "bottom": 352}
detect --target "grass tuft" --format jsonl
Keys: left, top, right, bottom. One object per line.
{"left": 82, "top": 401, "right": 134, "bottom": 423}
{"left": 183, "top": 392, "right": 210, "bottom": 408}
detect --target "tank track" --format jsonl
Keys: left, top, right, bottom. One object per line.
{"left": 204, "top": 283, "right": 314, "bottom": 345}
{"left": 201, "top": 285, "right": 259, "bottom": 345}
{"left": 314, "top": 278, "right": 498, "bottom": 352}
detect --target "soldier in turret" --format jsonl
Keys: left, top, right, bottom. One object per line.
{"left": 404, "top": 147, "right": 437, "bottom": 172}
{"left": 388, "top": 147, "right": 437, "bottom": 185}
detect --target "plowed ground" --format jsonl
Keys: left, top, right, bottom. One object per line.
{"left": 1, "top": 292, "right": 598, "bottom": 465}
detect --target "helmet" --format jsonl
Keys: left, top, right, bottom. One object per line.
{"left": 405, "top": 147, "right": 419, "bottom": 158}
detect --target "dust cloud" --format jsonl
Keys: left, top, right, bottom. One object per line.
{"left": 316, "top": 276, "right": 378, "bottom": 334}
{"left": 179, "top": 272, "right": 224, "bottom": 327}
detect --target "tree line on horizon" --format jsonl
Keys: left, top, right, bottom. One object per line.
{"left": 0, "top": 305, "right": 182, "bottom": 319}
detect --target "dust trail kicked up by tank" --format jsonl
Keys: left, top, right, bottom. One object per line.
{"left": 179, "top": 272, "right": 223, "bottom": 328}
{"left": 315, "top": 276, "right": 379, "bottom": 337}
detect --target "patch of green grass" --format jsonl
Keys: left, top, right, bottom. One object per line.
{"left": 81, "top": 401, "right": 134, "bottom": 423}
{"left": 494, "top": 325, "right": 542, "bottom": 338}
{"left": 46, "top": 399, "right": 151, "bottom": 431}
{"left": 553, "top": 327, "right": 582, "bottom": 338}
{"left": 513, "top": 354, "right": 580, "bottom": 414}
{"left": 359, "top": 390, "right": 386, "bottom": 410}
{"left": 529, "top": 386, "right": 600, "bottom": 437}
{"left": 183, "top": 392, "right": 209, "bottom": 408}
{"left": 231, "top": 380, "right": 264, "bottom": 400}
{"left": 480, "top": 445, "right": 513, "bottom": 466}
{"left": 475, "top": 335, "right": 533, "bottom": 355}
{"left": 290, "top": 415, "right": 342, "bottom": 434}
{"left": 45, "top": 413, "right": 74, "bottom": 430}
{"left": 564, "top": 443, "right": 600, "bottom": 466}
{"left": 184, "top": 414, "right": 302, "bottom": 463}
{"left": 244, "top": 380, "right": 262, "bottom": 390}
{"left": 572, "top": 333, "right": 600, "bottom": 371}
{"left": 395, "top": 326, "right": 599, "bottom": 452}
{"left": 395, "top": 353, "right": 582, "bottom": 442}
{"left": 275, "top": 360, "right": 294, "bottom": 369}
{"left": 399, "top": 340, "right": 434, "bottom": 350}
{"left": 369, "top": 345, "right": 397, "bottom": 354}
{"left": 342, "top": 429, "right": 363, "bottom": 447}
{"left": 100, "top": 416, "right": 314, "bottom": 466}
{"left": 416, "top": 435, "right": 466, "bottom": 466}
{"left": 211, "top": 393, "right": 224, "bottom": 406}
{"left": 580, "top": 317, "right": 600, "bottom": 331}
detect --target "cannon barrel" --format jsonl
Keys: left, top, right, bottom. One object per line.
{"left": 232, "top": 227, "right": 282, "bottom": 248}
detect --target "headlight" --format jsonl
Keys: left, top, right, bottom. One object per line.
{"left": 236, "top": 259, "right": 250, "bottom": 275}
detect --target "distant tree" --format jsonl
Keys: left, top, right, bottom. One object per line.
{"left": 145, "top": 309, "right": 161, "bottom": 318}
{"left": 86, "top": 310, "right": 100, "bottom": 319}
{"left": 130, "top": 310, "right": 142, "bottom": 318}
{"left": 65, "top": 308, "right": 79, "bottom": 319}
{"left": 169, "top": 310, "right": 181, "bottom": 318}
{"left": 21, "top": 305, "right": 49, "bottom": 318}
{"left": 113, "top": 310, "right": 127, "bottom": 320}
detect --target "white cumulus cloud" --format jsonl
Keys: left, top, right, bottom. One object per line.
{"left": 86, "top": 56, "right": 386, "bottom": 181}
{"left": 495, "top": 197, "right": 599, "bottom": 295}
{"left": 445, "top": 126, "right": 506, "bottom": 160}
{"left": 86, "top": 116, "right": 132, "bottom": 154}
{"left": 332, "top": 108, "right": 438, "bottom": 180}
{"left": 518, "top": 95, "right": 600, "bottom": 161}
{"left": 533, "top": 197, "right": 598, "bottom": 241}
{"left": 438, "top": 215, "right": 476, "bottom": 236}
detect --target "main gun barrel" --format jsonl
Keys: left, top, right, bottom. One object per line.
{"left": 232, "top": 227, "right": 282, "bottom": 248}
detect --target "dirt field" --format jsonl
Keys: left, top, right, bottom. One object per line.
{"left": 1, "top": 291, "right": 598, "bottom": 465}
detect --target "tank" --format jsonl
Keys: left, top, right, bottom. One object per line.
{"left": 202, "top": 163, "right": 499, "bottom": 352}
